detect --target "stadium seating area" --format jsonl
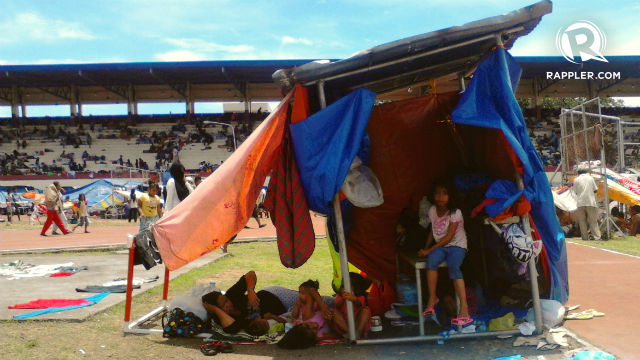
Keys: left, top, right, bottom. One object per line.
{"left": 0, "top": 113, "right": 267, "bottom": 177}
{"left": 3, "top": 107, "right": 640, "bottom": 178}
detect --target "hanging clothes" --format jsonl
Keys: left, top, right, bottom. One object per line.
{"left": 152, "top": 92, "right": 293, "bottom": 270}
{"left": 264, "top": 85, "right": 316, "bottom": 268}
{"left": 264, "top": 129, "right": 315, "bottom": 268}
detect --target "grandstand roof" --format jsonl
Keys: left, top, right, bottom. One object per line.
{"left": 0, "top": 59, "right": 639, "bottom": 107}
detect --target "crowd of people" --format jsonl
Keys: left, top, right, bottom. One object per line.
{"left": 0, "top": 112, "right": 267, "bottom": 176}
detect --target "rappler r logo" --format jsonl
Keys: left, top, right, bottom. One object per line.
{"left": 556, "top": 20, "right": 608, "bottom": 64}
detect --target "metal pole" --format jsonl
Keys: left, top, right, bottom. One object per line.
{"left": 515, "top": 173, "right": 543, "bottom": 334}
{"left": 570, "top": 111, "right": 580, "bottom": 170}
{"left": 618, "top": 119, "right": 624, "bottom": 171}
{"left": 317, "top": 80, "right": 357, "bottom": 342}
{"left": 598, "top": 100, "right": 611, "bottom": 239}
{"left": 560, "top": 112, "right": 568, "bottom": 185}
{"left": 581, "top": 105, "right": 591, "bottom": 168}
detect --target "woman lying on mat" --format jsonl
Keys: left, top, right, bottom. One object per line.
{"left": 201, "top": 271, "right": 297, "bottom": 334}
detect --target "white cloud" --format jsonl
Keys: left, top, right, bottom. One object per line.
{"left": 281, "top": 36, "right": 313, "bottom": 46}
{"left": 0, "top": 12, "right": 95, "bottom": 44}
{"left": 163, "top": 38, "right": 254, "bottom": 53}
{"left": 155, "top": 50, "right": 207, "bottom": 62}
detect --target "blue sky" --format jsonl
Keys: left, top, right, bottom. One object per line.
{"left": 1, "top": 0, "right": 639, "bottom": 117}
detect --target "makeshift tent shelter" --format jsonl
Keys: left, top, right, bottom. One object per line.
{"left": 124, "top": 0, "right": 564, "bottom": 343}
{"left": 64, "top": 179, "right": 143, "bottom": 213}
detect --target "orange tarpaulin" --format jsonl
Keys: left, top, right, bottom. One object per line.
{"left": 153, "top": 91, "right": 293, "bottom": 270}
{"left": 22, "top": 192, "right": 46, "bottom": 201}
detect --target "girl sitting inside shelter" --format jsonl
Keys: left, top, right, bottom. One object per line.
{"left": 417, "top": 180, "right": 472, "bottom": 326}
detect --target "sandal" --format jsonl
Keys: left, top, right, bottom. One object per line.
{"left": 583, "top": 309, "right": 605, "bottom": 317}
{"left": 451, "top": 316, "right": 473, "bottom": 326}
{"left": 565, "top": 311, "right": 594, "bottom": 320}
{"left": 422, "top": 299, "right": 439, "bottom": 316}
{"left": 200, "top": 342, "right": 218, "bottom": 356}
{"left": 422, "top": 307, "right": 436, "bottom": 316}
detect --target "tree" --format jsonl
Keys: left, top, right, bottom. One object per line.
{"left": 517, "top": 97, "right": 625, "bottom": 109}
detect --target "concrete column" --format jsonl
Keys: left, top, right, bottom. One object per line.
{"left": 244, "top": 81, "right": 251, "bottom": 113}
{"left": 127, "top": 83, "right": 137, "bottom": 118}
{"left": 11, "top": 85, "right": 19, "bottom": 119}
{"left": 533, "top": 77, "right": 541, "bottom": 123}
{"left": 20, "top": 103, "right": 27, "bottom": 118}
{"left": 186, "top": 81, "right": 194, "bottom": 121}
{"left": 70, "top": 84, "right": 79, "bottom": 119}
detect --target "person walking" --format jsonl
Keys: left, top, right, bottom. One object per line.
{"left": 72, "top": 193, "right": 90, "bottom": 233}
{"left": 572, "top": 169, "right": 601, "bottom": 241}
{"left": 40, "top": 181, "right": 70, "bottom": 236}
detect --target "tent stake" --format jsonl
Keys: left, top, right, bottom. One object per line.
{"left": 317, "top": 80, "right": 357, "bottom": 343}
{"left": 515, "top": 173, "right": 543, "bottom": 334}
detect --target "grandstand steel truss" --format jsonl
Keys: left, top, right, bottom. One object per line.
{"left": 558, "top": 97, "right": 620, "bottom": 238}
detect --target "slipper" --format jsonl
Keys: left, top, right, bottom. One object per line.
{"left": 422, "top": 307, "right": 436, "bottom": 316}
{"left": 565, "top": 311, "right": 594, "bottom": 320}
{"left": 451, "top": 316, "right": 473, "bottom": 326}
{"left": 200, "top": 343, "right": 218, "bottom": 356}
{"left": 259, "top": 224, "right": 267, "bottom": 228}
{"left": 566, "top": 304, "right": 580, "bottom": 312}
{"left": 583, "top": 309, "right": 605, "bottom": 317}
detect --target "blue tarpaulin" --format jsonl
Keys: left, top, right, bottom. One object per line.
{"left": 290, "top": 88, "right": 377, "bottom": 214}
{"left": 452, "top": 48, "right": 568, "bottom": 303}
{"left": 64, "top": 179, "right": 141, "bottom": 208}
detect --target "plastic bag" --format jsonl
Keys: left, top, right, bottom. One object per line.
{"left": 368, "top": 281, "right": 397, "bottom": 316}
{"left": 341, "top": 156, "right": 384, "bottom": 208}
{"left": 525, "top": 299, "right": 565, "bottom": 328}
{"left": 168, "top": 283, "right": 221, "bottom": 321}
{"left": 418, "top": 196, "right": 431, "bottom": 229}
{"left": 488, "top": 312, "right": 516, "bottom": 331}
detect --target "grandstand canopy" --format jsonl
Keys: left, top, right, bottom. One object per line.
{"left": 2, "top": 56, "right": 638, "bottom": 109}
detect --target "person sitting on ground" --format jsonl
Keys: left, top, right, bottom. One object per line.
{"left": 335, "top": 284, "right": 371, "bottom": 339}
{"left": 291, "top": 279, "right": 346, "bottom": 340}
{"left": 622, "top": 205, "right": 640, "bottom": 236}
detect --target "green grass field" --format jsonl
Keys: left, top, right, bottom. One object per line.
{"left": 567, "top": 235, "right": 640, "bottom": 257}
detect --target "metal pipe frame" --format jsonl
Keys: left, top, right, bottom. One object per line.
{"left": 356, "top": 329, "right": 522, "bottom": 345}
{"left": 304, "top": 27, "right": 524, "bottom": 86}
{"left": 317, "top": 80, "right": 357, "bottom": 343}
{"left": 560, "top": 108, "right": 620, "bottom": 121}
{"left": 515, "top": 173, "right": 543, "bottom": 333}
{"left": 123, "top": 234, "right": 170, "bottom": 335}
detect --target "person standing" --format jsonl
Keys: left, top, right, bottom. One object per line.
{"left": 72, "top": 193, "right": 90, "bottom": 233}
{"left": 572, "top": 169, "right": 601, "bottom": 241}
{"left": 164, "top": 162, "right": 194, "bottom": 213}
{"left": 137, "top": 181, "right": 163, "bottom": 231}
{"left": 40, "top": 181, "right": 70, "bottom": 236}
{"left": 127, "top": 188, "right": 138, "bottom": 223}
{"left": 6, "top": 188, "right": 20, "bottom": 223}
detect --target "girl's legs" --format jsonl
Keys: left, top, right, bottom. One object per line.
{"left": 356, "top": 307, "right": 371, "bottom": 339}
{"left": 329, "top": 310, "right": 348, "bottom": 338}
{"left": 446, "top": 247, "right": 469, "bottom": 318}
{"left": 84, "top": 216, "right": 89, "bottom": 232}
{"left": 426, "top": 269, "right": 439, "bottom": 309}
{"left": 452, "top": 278, "right": 469, "bottom": 318}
